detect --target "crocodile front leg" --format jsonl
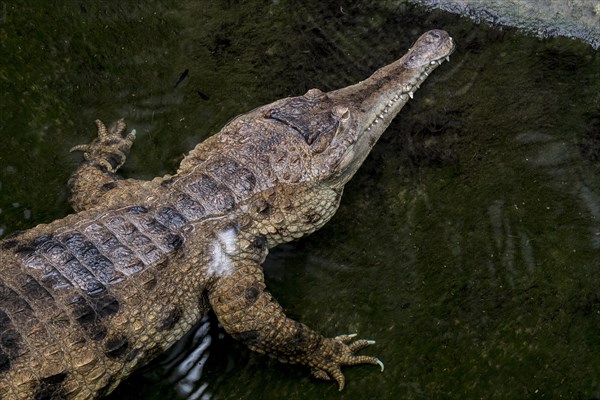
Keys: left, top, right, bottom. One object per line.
{"left": 68, "top": 119, "right": 139, "bottom": 212}
{"left": 208, "top": 252, "right": 383, "bottom": 390}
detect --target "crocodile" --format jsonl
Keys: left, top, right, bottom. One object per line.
{"left": 0, "top": 30, "right": 454, "bottom": 399}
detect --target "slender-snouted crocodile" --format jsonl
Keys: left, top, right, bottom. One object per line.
{"left": 0, "top": 30, "right": 454, "bottom": 399}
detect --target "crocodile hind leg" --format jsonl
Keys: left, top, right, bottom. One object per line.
{"left": 208, "top": 251, "right": 384, "bottom": 390}
{"left": 68, "top": 119, "right": 138, "bottom": 212}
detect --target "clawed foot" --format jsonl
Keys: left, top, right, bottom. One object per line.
{"left": 71, "top": 119, "right": 136, "bottom": 172}
{"left": 309, "top": 333, "right": 384, "bottom": 391}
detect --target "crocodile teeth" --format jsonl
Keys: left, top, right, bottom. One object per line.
{"left": 408, "top": 91, "right": 414, "bottom": 99}
{"left": 430, "top": 60, "right": 437, "bottom": 65}
{"left": 446, "top": 56, "right": 450, "bottom": 62}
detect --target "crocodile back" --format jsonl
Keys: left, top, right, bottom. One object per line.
{"left": 0, "top": 199, "right": 216, "bottom": 399}
{"left": 0, "top": 147, "right": 270, "bottom": 398}
{"left": 0, "top": 112, "right": 336, "bottom": 399}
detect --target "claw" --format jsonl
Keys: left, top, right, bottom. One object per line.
{"left": 308, "top": 333, "right": 381, "bottom": 391}
{"left": 335, "top": 333, "right": 358, "bottom": 343}
{"left": 330, "top": 367, "right": 344, "bottom": 391}
{"left": 72, "top": 119, "right": 135, "bottom": 155}
{"left": 311, "top": 368, "right": 330, "bottom": 381}
{"left": 95, "top": 119, "right": 109, "bottom": 139}
{"left": 114, "top": 118, "right": 127, "bottom": 135}
{"left": 126, "top": 129, "right": 137, "bottom": 141}
{"left": 347, "top": 339, "right": 373, "bottom": 352}
{"left": 70, "top": 144, "right": 93, "bottom": 153}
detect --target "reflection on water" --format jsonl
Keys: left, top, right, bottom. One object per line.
{"left": 163, "top": 317, "right": 212, "bottom": 400}
{"left": 1, "top": 1, "right": 599, "bottom": 399}
{"left": 517, "top": 130, "right": 600, "bottom": 250}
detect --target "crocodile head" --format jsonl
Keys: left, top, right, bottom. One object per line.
{"left": 262, "top": 29, "right": 455, "bottom": 187}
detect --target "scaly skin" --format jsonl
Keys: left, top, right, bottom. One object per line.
{"left": 0, "top": 30, "right": 454, "bottom": 399}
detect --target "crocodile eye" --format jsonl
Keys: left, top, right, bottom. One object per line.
{"left": 333, "top": 105, "right": 349, "bottom": 121}
{"left": 304, "top": 88, "right": 326, "bottom": 100}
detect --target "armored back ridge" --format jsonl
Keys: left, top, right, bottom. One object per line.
{"left": 0, "top": 30, "right": 454, "bottom": 399}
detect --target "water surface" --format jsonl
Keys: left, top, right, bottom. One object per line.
{"left": 1, "top": 1, "right": 599, "bottom": 399}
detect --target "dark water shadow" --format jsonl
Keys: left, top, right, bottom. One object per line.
{"left": 1, "top": 1, "right": 599, "bottom": 399}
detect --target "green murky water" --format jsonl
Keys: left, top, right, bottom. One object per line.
{"left": 1, "top": 1, "right": 599, "bottom": 399}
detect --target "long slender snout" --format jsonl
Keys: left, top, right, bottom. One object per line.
{"left": 325, "top": 30, "right": 455, "bottom": 184}
{"left": 335, "top": 29, "right": 454, "bottom": 126}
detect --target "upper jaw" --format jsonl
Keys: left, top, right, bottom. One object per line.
{"left": 358, "top": 40, "right": 454, "bottom": 137}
